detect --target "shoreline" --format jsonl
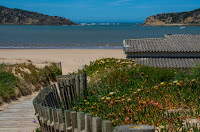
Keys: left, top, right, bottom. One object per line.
{"left": 141, "top": 24, "right": 200, "bottom": 26}
{"left": 0, "top": 49, "right": 126, "bottom": 74}
{"left": 0, "top": 45, "right": 123, "bottom": 49}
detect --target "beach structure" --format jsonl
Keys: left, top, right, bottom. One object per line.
{"left": 123, "top": 34, "right": 200, "bottom": 68}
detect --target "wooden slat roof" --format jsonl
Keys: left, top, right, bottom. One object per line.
{"left": 133, "top": 58, "right": 200, "bottom": 68}
{"left": 124, "top": 34, "right": 200, "bottom": 53}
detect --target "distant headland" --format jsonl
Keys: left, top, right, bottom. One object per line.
{"left": 142, "top": 8, "right": 200, "bottom": 26}
{"left": 0, "top": 6, "right": 77, "bottom": 25}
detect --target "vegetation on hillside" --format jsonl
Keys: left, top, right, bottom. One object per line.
{"left": 142, "top": 8, "right": 200, "bottom": 26}
{"left": 0, "top": 6, "right": 76, "bottom": 25}
{"left": 0, "top": 62, "right": 62, "bottom": 104}
{"left": 72, "top": 58, "right": 200, "bottom": 131}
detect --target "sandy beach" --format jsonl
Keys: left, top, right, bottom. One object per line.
{"left": 0, "top": 49, "right": 126, "bottom": 74}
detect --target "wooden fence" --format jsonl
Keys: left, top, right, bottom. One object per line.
{"left": 33, "top": 72, "right": 112, "bottom": 132}
{"left": 33, "top": 72, "right": 155, "bottom": 132}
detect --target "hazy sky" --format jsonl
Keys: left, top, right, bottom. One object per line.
{"left": 1, "top": 0, "right": 200, "bottom": 23}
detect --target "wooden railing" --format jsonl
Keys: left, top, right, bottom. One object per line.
{"left": 33, "top": 73, "right": 112, "bottom": 132}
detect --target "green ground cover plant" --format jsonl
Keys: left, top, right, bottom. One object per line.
{"left": 0, "top": 71, "right": 20, "bottom": 101}
{"left": 0, "top": 62, "right": 62, "bottom": 104}
{"left": 72, "top": 58, "right": 199, "bottom": 131}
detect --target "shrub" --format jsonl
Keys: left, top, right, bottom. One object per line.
{"left": 0, "top": 71, "right": 19, "bottom": 101}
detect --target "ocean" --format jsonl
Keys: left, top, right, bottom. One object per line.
{"left": 0, "top": 23, "right": 200, "bottom": 49}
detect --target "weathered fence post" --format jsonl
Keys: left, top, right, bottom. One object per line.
{"left": 92, "top": 117, "right": 102, "bottom": 132}
{"left": 113, "top": 125, "right": 155, "bottom": 132}
{"left": 57, "top": 109, "right": 66, "bottom": 132}
{"left": 75, "top": 74, "right": 80, "bottom": 97}
{"left": 71, "top": 111, "right": 78, "bottom": 132}
{"left": 80, "top": 73, "right": 87, "bottom": 98}
{"left": 47, "top": 107, "right": 54, "bottom": 132}
{"left": 77, "top": 112, "right": 85, "bottom": 132}
{"left": 102, "top": 120, "right": 112, "bottom": 132}
{"left": 52, "top": 108, "right": 59, "bottom": 132}
{"left": 65, "top": 110, "right": 72, "bottom": 132}
{"left": 85, "top": 113, "right": 92, "bottom": 132}
{"left": 55, "top": 62, "right": 62, "bottom": 74}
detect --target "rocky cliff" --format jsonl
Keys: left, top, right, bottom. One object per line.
{"left": 142, "top": 8, "right": 200, "bottom": 26}
{"left": 0, "top": 6, "right": 76, "bottom": 25}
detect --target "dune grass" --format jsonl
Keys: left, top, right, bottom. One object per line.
{"left": 0, "top": 63, "right": 62, "bottom": 104}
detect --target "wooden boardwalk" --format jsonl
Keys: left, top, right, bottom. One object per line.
{"left": 0, "top": 93, "right": 38, "bottom": 132}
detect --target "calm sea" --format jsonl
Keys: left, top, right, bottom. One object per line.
{"left": 0, "top": 23, "right": 200, "bottom": 49}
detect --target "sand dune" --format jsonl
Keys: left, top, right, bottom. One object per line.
{"left": 0, "top": 49, "right": 126, "bottom": 74}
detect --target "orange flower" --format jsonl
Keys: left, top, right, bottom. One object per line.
{"left": 140, "top": 100, "right": 146, "bottom": 105}
{"left": 168, "top": 83, "right": 172, "bottom": 86}
{"left": 122, "top": 99, "right": 126, "bottom": 101}
{"left": 154, "top": 86, "right": 158, "bottom": 90}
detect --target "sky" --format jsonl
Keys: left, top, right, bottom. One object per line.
{"left": 0, "top": 0, "right": 200, "bottom": 23}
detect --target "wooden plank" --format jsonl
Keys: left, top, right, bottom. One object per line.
{"left": 52, "top": 108, "right": 59, "bottom": 131}
{"left": 71, "top": 78, "right": 77, "bottom": 102}
{"left": 57, "top": 109, "right": 65, "bottom": 132}
{"left": 71, "top": 111, "right": 78, "bottom": 132}
{"left": 47, "top": 107, "right": 54, "bottom": 132}
{"left": 59, "top": 81, "right": 67, "bottom": 109}
{"left": 70, "top": 78, "right": 76, "bottom": 102}
{"left": 92, "top": 117, "right": 102, "bottom": 132}
{"left": 44, "top": 107, "right": 50, "bottom": 132}
{"left": 80, "top": 74, "right": 84, "bottom": 98}
{"left": 65, "top": 110, "right": 72, "bottom": 132}
{"left": 75, "top": 74, "right": 80, "bottom": 97}
{"left": 63, "top": 80, "right": 70, "bottom": 109}
{"left": 85, "top": 113, "right": 92, "bottom": 132}
{"left": 77, "top": 112, "right": 85, "bottom": 132}
{"left": 52, "top": 84, "right": 62, "bottom": 108}
{"left": 102, "top": 120, "right": 111, "bottom": 132}
{"left": 66, "top": 79, "right": 73, "bottom": 103}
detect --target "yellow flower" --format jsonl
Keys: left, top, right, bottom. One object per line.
{"left": 137, "top": 89, "right": 141, "bottom": 92}
{"left": 173, "top": 80, "right": 178, "bottom": 84}
{"left": 127, "top": 98, "right": 131, "bottom": 102}
{"left": 154, "top": 86, "right": 158, "bottom": 90}
{"left": 109, "top": 92, "right": 115, "bottom": 96}
{"left": 85, "top": 102, "right": 89, "bottom": 105}
{"left": 101, "top": 97, "right": 105, "bottom": 100}
{"left": 176, "top": 83, "right": 182, "bottom": 86}
{"left": 106, "top": 97, "right": 111, "bottom": 100}
{"left": 160, "top": 82, "right": 165, "bottom": 86}
{"left": 122, "top": 99, "right": 126, "bottom": 101}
